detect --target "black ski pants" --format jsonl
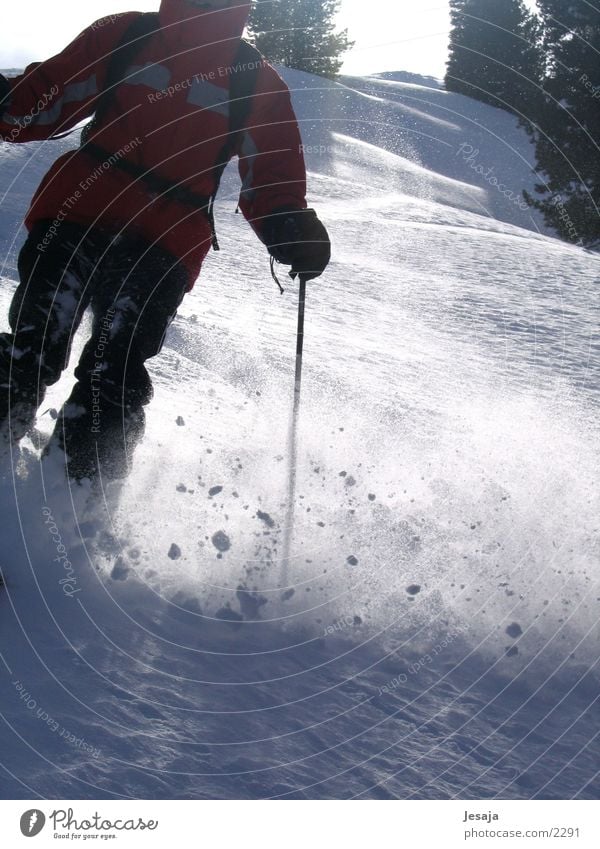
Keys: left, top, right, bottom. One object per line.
{"left": 0, "top": 220, "right": 189, "bottom": 476}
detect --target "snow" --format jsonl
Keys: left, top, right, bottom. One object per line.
{"left": 0, "top": 68, "right": 599, "bottom": 801}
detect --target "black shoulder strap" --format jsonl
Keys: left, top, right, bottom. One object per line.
{"left": 205, "top": 40, "right": 263, "bottom": 250}
{"left": 213, "top": 40, "right": 263, "bottom": 176}
{"left": 81, "top": 12, "right": 159, "bottom": 145}
{"left": 229, "top": 40, "right": 263, "bottom": 137}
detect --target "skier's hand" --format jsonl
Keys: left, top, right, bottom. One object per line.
{"left": 262, "top": 208, "right": 331, "bottom": 282}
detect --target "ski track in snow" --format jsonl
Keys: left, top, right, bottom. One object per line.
{"left": 0, "top": 69, "right": 599, "bottom": 800}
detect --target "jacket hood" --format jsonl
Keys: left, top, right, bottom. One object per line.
{"left": 159, "top": 0, "right": 251, "bottom": 50}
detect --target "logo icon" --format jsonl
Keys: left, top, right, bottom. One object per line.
{"left": 20, "top": 810, "right": 46, "bottom": 837}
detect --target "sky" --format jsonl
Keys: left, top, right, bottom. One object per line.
{"left": 0, "top": 0, "right": 539, "bottom": 79}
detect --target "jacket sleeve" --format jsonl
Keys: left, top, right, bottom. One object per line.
{"left": 0, "top": 13, "right": 139, "bottom": 143}
{"left": 237, "top": 65, "right": 307, "bottom": 238}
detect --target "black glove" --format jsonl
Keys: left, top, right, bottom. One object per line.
{"left": 261, "top": 207, "right": 331, "bottom": 282}
{"left": 0, "top": 74, "right": 10, "bottom": 120}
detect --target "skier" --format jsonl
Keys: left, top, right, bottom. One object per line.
{"left": 0, "top": 0, "right": 330, "bottom": 480}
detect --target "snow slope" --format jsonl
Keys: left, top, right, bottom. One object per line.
{"left": 0, "top": 69, "right": 599, "bottom": 801}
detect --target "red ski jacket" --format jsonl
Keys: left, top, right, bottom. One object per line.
{"left": 0, "top": 0, "right": 307, "bottom": 285}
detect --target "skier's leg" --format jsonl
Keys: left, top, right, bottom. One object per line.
{"left": 0, "top": 221, "right": 94, "bottom": 446}
{"left": 55, "top": 238, "right": 190, "bottom": 480}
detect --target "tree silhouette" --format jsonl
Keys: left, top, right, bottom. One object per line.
{"left": 524, "top": 1, "right": 600, "bottom": 246}
{"left": 446, "top": 0, "right": 542, "bottom": 115}
{"left": 248, "top": 0, "right": 353, "bottom": 78}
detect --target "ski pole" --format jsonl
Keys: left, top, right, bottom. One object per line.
{"left": 282, "top": 274, "right": 308, "bottom": 585}
{"left": 293, "top": 275, "right": 307, "bottom": 415}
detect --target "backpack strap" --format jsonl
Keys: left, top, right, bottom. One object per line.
{"left": 202, "top": 40, "right": 262, "bottom": 250}
{"left": 214, "top": 40, "right": 263, "bottom": 181}
{"left": 81, "top": 12, "right": 160, "bottom": 146}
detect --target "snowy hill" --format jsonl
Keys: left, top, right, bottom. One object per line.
{"left": 0, "top": 69, "right": 599, "bottom": 801}
{"left": 289, "top": 68, "right": 549, "bottom": 235}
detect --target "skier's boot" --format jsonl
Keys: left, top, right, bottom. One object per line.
{"left": 0, "top": 339, "right": 46, "bottom": 459}
{"left": 48, "top": 382, "right": 146, "bottom": 483}
{"left": 0, "top": 383, "right": 41, "bottom": 460}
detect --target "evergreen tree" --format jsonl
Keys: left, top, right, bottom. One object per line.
{"left": 247, "top": 0, "right": 353, "bottom": 78}
{"left": 524, "top": 2, "right": 600, "bottom": 246}
{"left": 446, "top": 0, "right": 543, "bottom": 116}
